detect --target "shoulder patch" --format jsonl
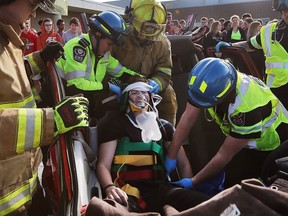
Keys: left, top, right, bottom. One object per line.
{"left": 231, "top": 113, "right": 245, "bottom": 126}
{"left": 73, "top": 46, "right": 86, "bottom": 63}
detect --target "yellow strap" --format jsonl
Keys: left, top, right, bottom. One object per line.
{"left": 120, "top": 184, "right": 140, "bottom": 199}
{"left": 113, "top": 155, "right": 157, "bottom": 166}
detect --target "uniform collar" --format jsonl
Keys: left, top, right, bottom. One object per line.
{"left": 276, "top": 19, "right": 288, "bottom": 31}
{"left": 0, "top": 14, "right": 24, "bottom": 47}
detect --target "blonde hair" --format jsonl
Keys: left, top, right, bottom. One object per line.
{"left": 206, "top": 21, "right": 221, "bottom": 36}
{"left": 230, "top": 15, "right": 239, "bottom": 21}
{"left": 247, "top": 21, "right": 261, "bottom": 40}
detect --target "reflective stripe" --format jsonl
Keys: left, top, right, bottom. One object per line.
{"left": 103, "top": 52, "right": 109, "bottom": 60}
{"left": 0, "top": 94, "right": 36, "bottom": 109}
{"left": 267, "top": 74, "right": 275, "bottom": 87}
{"left": 0, "top": 172, "right": 38, "bottom": 215}
{"left": 263, "top": 24, "right": 272, "bottom": 57}
{"left": 247, "top": 103, "right": 281, "bottom": 149}
{"left": 156, "top": 67, "right": 172, "bottom": 76}
{"left": 229, "top": 75, "right": 249, "bottom": 114}
{"left": 250, "top": 36, "right": 261, "bottom": 49}
{"left": 265, "top": 62, "right": 288, "bottom": 68}
{"left": 232, "top": 122, "right": 262, "bottom": 134}
{"left": 154, "top": 77, "right": 163, "bottom": 91}
{"left": 109, "top": 63, "right": 123, "bottom": 76}
{"left": 16, "top": 109, "right": 42, "bottom": 153}
{"left": 86, "top": 51, "right": 92, "bottom": 79}
{"left": 28, "top": 54, "right": 41, "bottom": 74}
{"left": 63, "top": 70, "right": 86, "bottom": 80}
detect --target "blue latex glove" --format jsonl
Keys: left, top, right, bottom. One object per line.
{"left": 215, "top": 41, "right": 231, "bottom": 53}
{"left": 109, "top": 83, "right": 121, "bottom": 95}
{"left": 164, "top": 156, "right": 177, "bottom": 175}
{"left": 171, "top": 178, "right": 193, "bottom": 189}
{"left": 148, "top": 79, "right": 161, "bottom": 94}
{"left": 194, "top": 171, "right": 225, "bottom": 196}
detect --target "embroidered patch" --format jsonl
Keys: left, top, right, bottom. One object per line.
{"left": 73, "top": 46, "right": 86, "bottom": 63}
{"left": 249, "top": 75, "right": 266, "bottom": 88}
{"left": 231, "top": 113, "right": 245, "bottom": 126}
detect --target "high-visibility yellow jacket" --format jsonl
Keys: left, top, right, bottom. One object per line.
{"left": 0, "top": 15, "right": 54, "bottom": 215}
{"left": 251, "top": 22, "right": 288, "bottom": 88}
{"left": 208, "top": 72, "right": 288, "bottom": 151}
{"left": 55, "top": 34, "right": 137, "bottom": 91}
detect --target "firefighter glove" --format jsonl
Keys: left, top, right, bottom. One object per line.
{"left": 215, "top": 41, "right": 231, "bottom": 53}
{"left": 40, "top": 41, "right": 64, "bottom": 62}
{"left": 148, "top": 79, "right": 161, "bottom": 94}
{"left": 54, "top": 96, "right": 89, "bottom": 136}
{"left": 164, "top": 156, "right": 177, "bottom": 175}
{"left": 171, "top": 178, "right": 193, "bottom": 189}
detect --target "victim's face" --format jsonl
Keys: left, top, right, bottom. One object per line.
{"left": 129, "top": 90, "right": 150, "bottom": 108}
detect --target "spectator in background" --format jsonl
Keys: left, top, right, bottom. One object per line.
{"left": 179, "top": 19, "right": 186, "bottom": 29}
{"left": 242, "top": 12, "right": 253, "bottom": 21}
{"left": 37, "top": 18, "right": 62, "bottom": 50}
{"left": 247, "top": 21, "right": 262, "bottom": 40}
{"left": 208, "top": 17, "right": 215, "bottom": 28}
{"left": 20, "top": 18, "right": 38, "bottom": 55}
{"left": 37, "top": 19, "right": 43, "bottom": 35}
{"left": 243, "top": 17, "right": 254, "bottom": 34}
{"left": 221, "top": 20, "right": 231, "bottom": 41}
{"left": 239, "top": 18, "right": 244, "bottom": 29}
{"left": 168, "top": 20, "right": 181, "bottom": 35}
{"left": 56, "top": 18, "right": 65, "bottom": 37}
{"left": 257, "top": 19, "right": 264, "bottom": 26}
{"left": 165, "top": 11, "right": 173, "bottom": 33}
{"left": 247, "top": 20, "right": 265, "bottom": 80}
{"left": 62, "top": 17, "right": 82, "bottom": 45}
{"left": 192, "top": 16, "right": 210, "bottom": 45}
{"left": 203, "top": 20, "right": 223, "bottom": 55}
{"left": 219, "top": 18, "right": 226, "bottom": 31}
{"left": 225, "top": 15, "right": 246, "bottom": 43}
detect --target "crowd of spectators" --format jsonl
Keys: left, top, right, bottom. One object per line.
{"left": 21, "top": 16, "right": 82, "bottom": 55}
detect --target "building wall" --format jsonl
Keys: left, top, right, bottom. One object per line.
{"left": 169, "top": 1, "right": 280, "bottom": 24}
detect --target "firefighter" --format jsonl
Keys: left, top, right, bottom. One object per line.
{"left": 56, "top": 11, "right": 139, "bottom": 118}
{"left": 112, "top": 0, "right": 178, "bottom": 126}
{"left": 0, "top": 1, "right": 89, "bottom": 215}
{"left": 165, "top": 58, "right": 288, "bottom": 189}
{"left": 215, "top": 0, "right": 288, "bottom": 110}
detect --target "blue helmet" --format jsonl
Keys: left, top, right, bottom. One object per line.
{"left": 188, "top": 58, "right": 237, "bottom": 108}
{"left": 89, "top": 11, "right": 127, "bottom": 42}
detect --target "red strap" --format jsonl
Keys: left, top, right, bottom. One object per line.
{"left": 114, "top": 169, "right": 165, "bottom": 184}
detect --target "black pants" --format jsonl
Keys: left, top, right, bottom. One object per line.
{"left": 132, "top": 181, "right": 210, "bottom": 214}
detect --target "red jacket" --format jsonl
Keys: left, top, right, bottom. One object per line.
{"left": 37, "top": 21, "right": 62, "bottom": 50}
{"left": 20, "top": 29, "right": 38, "bottom": 55}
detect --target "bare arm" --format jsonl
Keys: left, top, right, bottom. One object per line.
{"left": 96, "top": 140, "right": 128, "bottom": 206}
{"left": 167, "top": 103, "right": 201, "bottom": 160}
{"left": 232, "top": 41, "right": 255, "bottom": 52}
{"left": 177, "top": 146, "right": 193, "bottom": 178}
{"left": 192, "top": 136, "right": 249, "bottom": 185}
